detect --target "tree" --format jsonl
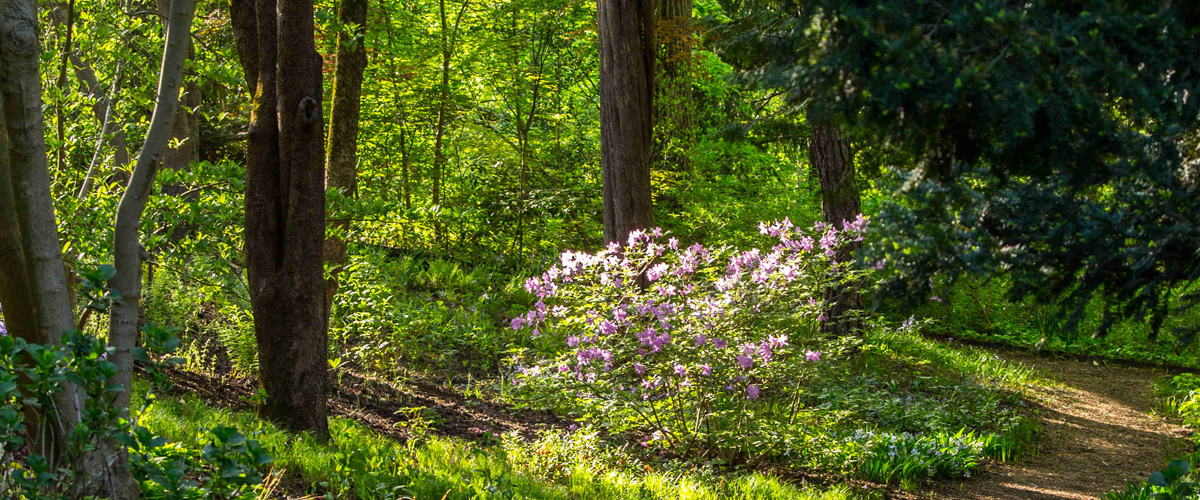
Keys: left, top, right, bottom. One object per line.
{"left": 809, "top": 122, "right": 861, "bottom": 335}
{"left": 1, "top": 0, "right": 85, "bottom": 465}
{"left": 156, "top": 0, "right": 201, "bottom": 178}
{"left": 598, "top": 0, "right": 655, "bottom": 245}
{"left": 654, "top": 0, "right": 693, "bottom": 173}
{"left": 728, "top": 0, "right": 1200, "bottom": 340}
{"left": 324, "top": 0, "right": 369, "bottom": 319}
{"left": 230, "top": 0, "right": 331, "bottom": 439}
{"left": 432, "top": 0, "right": 471, "bottom": 242}
{"left": 107, "top": 0, "right": 195, "bottom": 495}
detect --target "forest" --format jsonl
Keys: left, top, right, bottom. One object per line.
{"left": 1, "top": 0, "right": 1199, "bottom": 498}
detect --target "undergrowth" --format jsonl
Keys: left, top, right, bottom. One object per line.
{"left": 136, "top": 380, "right": 854, "bottom": 500}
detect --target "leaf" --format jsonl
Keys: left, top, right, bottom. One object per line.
{"left": 1148, "top": 471, "right": 1168, "bottom": 487}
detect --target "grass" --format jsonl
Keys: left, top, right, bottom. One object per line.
{"left": 134, "top": 380, "right": 855, "bottom": 500}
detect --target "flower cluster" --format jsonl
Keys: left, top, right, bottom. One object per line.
{"left": 512, "top": 218, "right": 870, "bottom": 452}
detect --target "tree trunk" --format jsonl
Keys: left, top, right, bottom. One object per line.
{"left": 54, "top": 0, "right": 74, "bottom": 176}
{"left": 598, "top": 0, "right": 655, "bottom": 245}
{"left": 156, "top": 0, "right": 200, "bottom": 177}
{"left": 809, "top": 123, "right": 862, "bottom": 336}
{"left": 231, "top": 0, "right": 330, "bottom": 440}
{"left": 431, "top": 0, "right": 469, "bottom": 244}
{"left": 72, "top": 52, "right": 131, "bottom": 177}
{"left": 654, "top": 0, "right": 692, "bottom": 173}
{"left": 106, "top": 0, "right": 194, "bottom": 497}
{"left": 323, "top": 0, "right": 368, "bottom": 321}
{"left": 78, "top": 59, "right": 123, "bottom": 199}
{"left": 0, "top": 0, "right": 84, "bottom": 475}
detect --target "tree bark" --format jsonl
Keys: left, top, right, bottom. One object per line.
{"left": 106, "top": 1, "right": 193, "bottom": 496}
{"left": 54, "top": 0, "right": 74, "bottom": 176}
{"left": 231, "top": 0, "right": 330, "bottom": 440}
{"left": 72, "top": 52, "right": 131, "bottom": 176}
{"left": 809, "top": 123, "right": 862, "bottom": 336}
{"left": 0, "top": 0, "right": 84, "bottom": 473}
{"left": 78, "top": 59, "right": 123, "bottom": 199}
{"left": 323, "top": 0, "right": 368, "bottom": 321}
{"left": 598, "top": 0, "right": 655, "bottom": 245}
{"left": 654, "top": 0, "right": 692, "bottom": 173}
{"left": 155, "top": 0, "right": 200, "bottom": 178}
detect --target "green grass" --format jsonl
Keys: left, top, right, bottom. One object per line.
{"left": 134, "top": 381, "right": 855, "bottom": 500}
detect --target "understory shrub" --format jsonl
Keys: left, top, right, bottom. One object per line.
{"left": 512, "top": 218, "right": 869, "bottom": 459}
{"left": 0, "top": 318, "right": 271, "bottom": 499}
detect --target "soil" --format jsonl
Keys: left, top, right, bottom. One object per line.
{"left": 159, "top": 366, "right": 570, "bottom": 443}
{"left": 932, "top": 350, "right": 1194, "bottom": 500}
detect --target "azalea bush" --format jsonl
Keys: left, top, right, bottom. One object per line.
{"left": 512, "top": 218, "right": 870, "bottom": 460}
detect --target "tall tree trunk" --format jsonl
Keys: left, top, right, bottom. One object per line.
{"left": 54, "top": 0, "right": 74, "bottom": 176}
{"left": 156, "top": 0, "right": 200, "bottom": 177}
{"left": 231, "top": 0, "right": 330, "bottom": 440}
{"left": 654, "top": 0, "right": 692, "bottom": 173}
{"left": 106, "top": 0, "right": 194, "bottom": 497}
{"left": 598, "top": 0, "right": 655, "bottom": 245}
{"left": 323, "top": 0, "right": 368, "bottom": 321}
{"left": 78, "top": 59, "right": 123, "bottom": 199}
{"left": 809, "top": 123, "right": 862, "bottom": 336}
{"left": 72, "top": 52, "right": 132, "bottom": 178}
{"left": 0, "top": 0, "right": 96, "bottom": 484}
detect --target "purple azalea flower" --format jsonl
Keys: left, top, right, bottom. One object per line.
{"left": 673, "top": 363, "right": 686, "bottom": 377}
{"left": 736, "top": 355, "right": 754, "bottom": 370}
{"left": 805, "top": 350, "right": 821, "bottom": 362}
{"left": 700, "top": 364, "right": 712, "bottom": 376}
{"left": 746, "top": 385, "right": 760, "bottom": 399}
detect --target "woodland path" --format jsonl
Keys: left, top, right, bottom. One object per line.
{"left": 933, "top": 350, "right": 1193, "bottom": 500}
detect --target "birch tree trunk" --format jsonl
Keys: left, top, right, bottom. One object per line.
{"left": 598, "top": 0, "right": 655, "bottom": 245}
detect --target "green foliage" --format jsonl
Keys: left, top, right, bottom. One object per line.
{"left": 722, "top": 0, "right": 1200, "bottom": 341}
{"left": 0, "top": 310, "right": 270, "bottom": 500}
{"left": 1108, "top": 460, "right": 1200, "bottom": 500}
{"left": 138, "top": 384, "right": 853, "bottom": 500}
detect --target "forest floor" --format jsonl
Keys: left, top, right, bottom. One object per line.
{"left": 933, "top": 350, "right": 1193, "bottom": 500}
{"left": 156, "top": 345, "right": 1194, "bottom": 500}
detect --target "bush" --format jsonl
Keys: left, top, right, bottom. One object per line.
{"left": 511, "top": 218, "right": 869, "bottom": 460}
{"left": 0, "top": 322, "right": 272, "bottom": 499}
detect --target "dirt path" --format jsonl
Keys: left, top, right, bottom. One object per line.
{"left": 934, "top": 351, "right": 1193, "bottom": 500}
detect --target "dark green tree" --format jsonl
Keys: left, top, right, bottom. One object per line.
{"left": 723, "top": 0, "right": 1200, "bottom": 341}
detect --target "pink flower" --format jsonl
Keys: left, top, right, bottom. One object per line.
{"left": 673, "top": 363, "right": 686, "bottom": 377}
{"left": 511, "top": 317, "right": 525, "bottom": 330}
{"left": 805, "top": 350, "right": 821, "bottom": 362}
{"left": 634, "top": 363, "right": 645, "bottom": 375}
{"left": 700, "top": 364, "right": 712, "bottom": 376}
{"left": 736, "top": 355, "right": 754, "bottom": 370}
{"left": 668, "top": 237, "right": 679, "bottom": 250}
